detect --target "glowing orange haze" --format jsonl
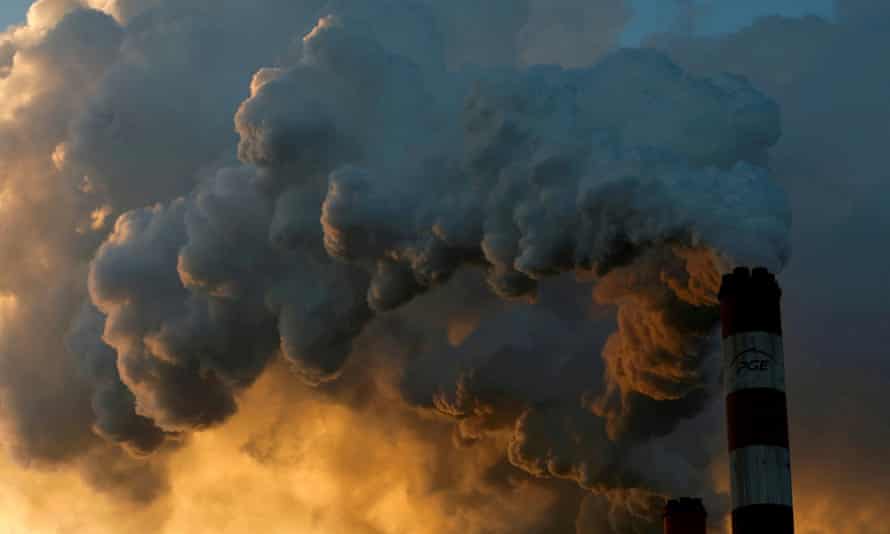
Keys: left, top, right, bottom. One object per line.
{"left": 0, "top": 363, "right": 571, "bottom": 533}
{"left": 0, "top": 360, "right": 882, "bottom": 534}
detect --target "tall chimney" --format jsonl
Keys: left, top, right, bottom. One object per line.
{"left": 718, "top": 267, "right": 794, "bottom": 533}
{"left": 663, "top": 498, "right": 706, "bottom": 534}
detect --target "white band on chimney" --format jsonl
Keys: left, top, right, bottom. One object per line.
{"left": 723, "top": 331, "right": 786, "bottom": 394}
{"left": 729, "top": 445, "right": 793, "bottom": 509}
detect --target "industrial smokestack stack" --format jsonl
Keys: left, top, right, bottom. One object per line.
{"left": 663, "top": 498, "right": 706, "bottom": 534}
{"left": 719, "top": 267, "right": 794, "bottom": 533}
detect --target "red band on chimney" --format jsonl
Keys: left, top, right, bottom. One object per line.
{"left": 725, "top": 388, "right": 790, "bottom": 450}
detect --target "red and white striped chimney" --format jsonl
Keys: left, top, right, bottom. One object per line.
{"left": 718, "top": 267, "right": 794, "bottom": 533}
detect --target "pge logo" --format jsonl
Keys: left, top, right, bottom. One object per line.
{"left": 731, "top": 348, "right": 775, "bottom": 375}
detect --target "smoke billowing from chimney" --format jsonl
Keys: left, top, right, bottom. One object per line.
{"left": 84, "top": 18, "right": 791, "bottom": 532}
{"left": 0, "top": 1, "right": 808, "bottom": 532}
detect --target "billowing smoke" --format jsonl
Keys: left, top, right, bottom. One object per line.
{"left": 84, "top": 11, "right": 787, "bottom": 527}
{"left": 0, "top": 1, "right": 815, "bottom": 532}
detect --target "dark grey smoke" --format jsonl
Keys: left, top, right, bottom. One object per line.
{"left": 20, "top": 1, "right": 887, "bottom": 532}
{"left": 66, "top": 303, "right": 168, "bottom": 456}
{"left": 81, "top": 16, "right": 789, "bottom": 534}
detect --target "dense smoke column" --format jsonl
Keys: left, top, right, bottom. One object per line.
{"left": 719, "top": 267, "right": 793, "bottom": 533}
{"left": 663, "top": 498, "right": 706, "bottom": 534}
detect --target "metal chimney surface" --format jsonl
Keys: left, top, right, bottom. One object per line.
{"left": 719, "top": 267, "right": 794, "bottom": 533}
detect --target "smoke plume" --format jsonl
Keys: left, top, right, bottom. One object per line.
{"left": 81, "top": 11, "right": 789, "bottom": 532}
{"left": 4, "top": 0, "right": 884, "bottom": 532}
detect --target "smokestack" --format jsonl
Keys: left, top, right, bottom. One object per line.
{"left": 719, "top": 267, "right": 794, "bottom": 533}
{"left": 663, "top": 498, "right": 706, "bottom": 534}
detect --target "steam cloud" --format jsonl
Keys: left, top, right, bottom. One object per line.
{"left": 21, "top": 1, "right": 890, "bottom": 533}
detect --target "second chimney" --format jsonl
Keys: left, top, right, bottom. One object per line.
{"left": 664, "top": 498, "right": 706, "bottom": 534}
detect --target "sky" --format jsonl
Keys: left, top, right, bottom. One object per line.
{"left": 0, "top": 1, "right": 30, "bottom": 29}
{"left": 0, "top": 1, "right": 888, "bottom": 534}
{"left": 0, "top": 1, "right": 837, "bottom": 40}
{"left": 621, "top": 0, "right": 834, "bottom": 43}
